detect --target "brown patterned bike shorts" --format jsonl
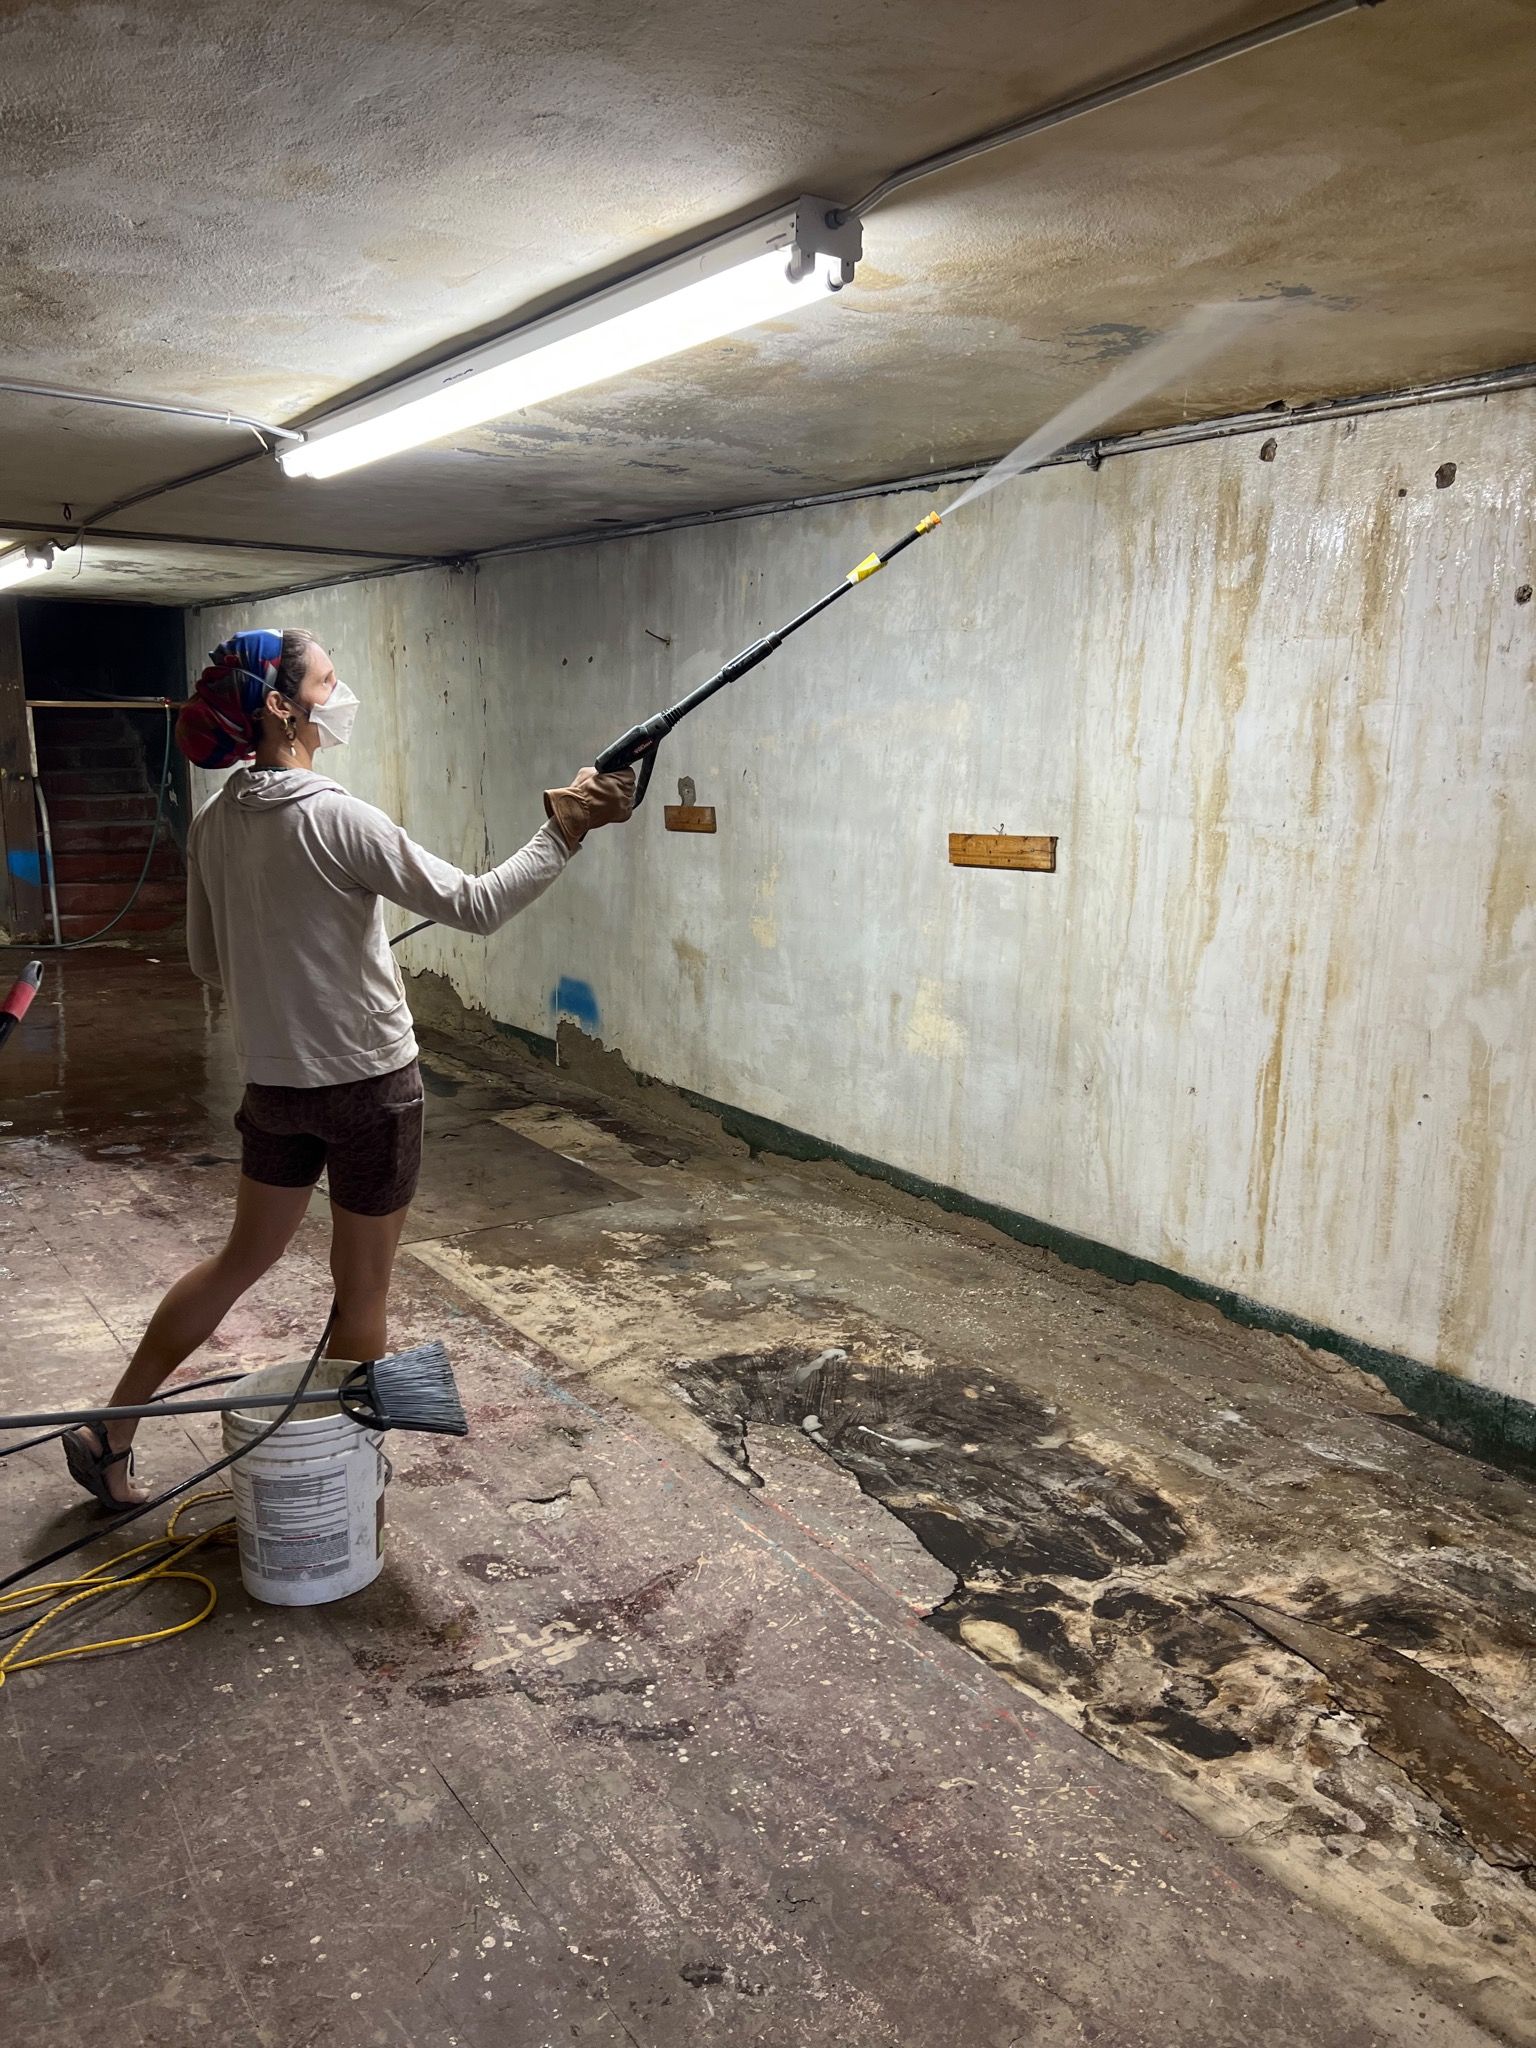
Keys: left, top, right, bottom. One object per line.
{"left": 235, "top": 1060, "right": 425, "bottom": 1217}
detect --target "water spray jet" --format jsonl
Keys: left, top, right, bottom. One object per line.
{"left": 595, "top": 302, "right": 1264, "bottom": 802}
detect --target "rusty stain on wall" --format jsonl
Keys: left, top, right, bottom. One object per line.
{"left": 672, "top": 935, "right": 708, "bottom": 1004}
{"left": 1250, "top": 965, "right": 1294, "bottom": 1276}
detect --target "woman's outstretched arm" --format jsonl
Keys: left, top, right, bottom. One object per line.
{"left": 315, "top": 770, "right": 633, "bottom": 935}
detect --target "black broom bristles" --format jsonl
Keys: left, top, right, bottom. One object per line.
{"left": 338, "top": 1342, "right": 468, "bottom": 1436}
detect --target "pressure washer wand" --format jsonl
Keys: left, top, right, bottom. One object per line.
{"left": 388, "top": 513, "right": 943, "bottom": 949}
{"left": 595, "top": 510, "right": 942, "bottom": 803}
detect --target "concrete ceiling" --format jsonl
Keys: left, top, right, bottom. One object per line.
{"left": 3, "top": 0, "right": 1532, "bottom": 604}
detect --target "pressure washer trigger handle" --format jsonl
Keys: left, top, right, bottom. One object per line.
{"left": 597, "top": 709, "right": 674, "bottom": 806}
{"left": 595, "top": 730, "right": 641, "bottom": 773}
{"left": 596, "top": 710, "right": 669, "bottom": 774}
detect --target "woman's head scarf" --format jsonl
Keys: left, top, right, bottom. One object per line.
{"left": 175, "top": 629, "right": 285, "bottom": 768}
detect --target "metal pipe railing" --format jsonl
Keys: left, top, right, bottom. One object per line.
{"left": 24, "top": 700, "right": 181, "bottom": 946}
{"left": 21, "top": 707, "right": 60, "bottom": 947}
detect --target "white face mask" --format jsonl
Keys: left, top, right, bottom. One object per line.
{"left": 310, "top": 679, "right": 359, "bottom": 749}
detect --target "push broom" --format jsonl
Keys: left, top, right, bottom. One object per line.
{"left": 0, "top": 1342, "right": 469, "bottom": 1439}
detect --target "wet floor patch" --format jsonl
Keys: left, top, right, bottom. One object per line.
{"left": 401, "top": 1120, "right": 639, "bottom": 1241}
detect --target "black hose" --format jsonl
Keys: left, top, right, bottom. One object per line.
{"left": 0, "top": 1519, "right": 223, "bottom": 1643}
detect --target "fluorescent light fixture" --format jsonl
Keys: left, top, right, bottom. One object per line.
{"left": 0, "top": 542, "right": 57, "bottom": 592}
{"left": 280, "top": 197, "right": 862, "bottom": 481}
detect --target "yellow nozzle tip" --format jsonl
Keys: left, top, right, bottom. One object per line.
{"left": 916, "top": 510, "right": 942, "bottom": 533}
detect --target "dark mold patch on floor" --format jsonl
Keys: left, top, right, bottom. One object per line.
{"left": 929, "top": 1586, "right": 1098, "bottom": 1683}
{"left": 665, "top": 1341, "right": 1279, "bottom": 1758}
{"left": 676, "top": 1339, "right": 1187, "bottom": 1581}
{"left": 670, "top": 1335, "right": 1536, "bottom": 1942}
{"left": 1301, "top": 1587, "right": 1450, "bottom": 1651}
{"left": 1102, "top": 1698, "right": 1253, "bottom": 1761}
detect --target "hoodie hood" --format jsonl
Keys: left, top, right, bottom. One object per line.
{"left": 223, "top": 765, "right": 346, "bottom": 810}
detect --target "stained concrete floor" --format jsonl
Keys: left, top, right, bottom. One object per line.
{"left": 2, "top": 951, "right": 1534, "bottom": 2047}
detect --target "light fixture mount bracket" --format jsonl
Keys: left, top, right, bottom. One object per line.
{"left": 778, "top": 195, "right": 863, "bottom": 273}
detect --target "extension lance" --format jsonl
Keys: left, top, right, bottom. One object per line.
{"left": 591, "top": 306, "right": 1269, "bottom": 804}
{"left": 594, "top": 511, "right": 942, "bottom": 806}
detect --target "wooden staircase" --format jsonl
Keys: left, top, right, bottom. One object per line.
{"left": 33, "top": 709, "right": 184, "bottom": 942}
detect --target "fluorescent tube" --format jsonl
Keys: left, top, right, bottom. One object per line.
{"left": 281, "top": 198, "right": 860, "bottom": 481}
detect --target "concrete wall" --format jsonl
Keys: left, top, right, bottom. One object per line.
{"left": 194, "top": 387, "right": 1536, "bottom": 1410}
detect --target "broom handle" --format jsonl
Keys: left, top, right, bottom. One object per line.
{"left": 0, "top": 1387, "right": 354, "bottom": 1430}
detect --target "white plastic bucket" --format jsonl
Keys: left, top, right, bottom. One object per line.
{"left": 222, "top": 1359, "right": 387, "bottom": 1607}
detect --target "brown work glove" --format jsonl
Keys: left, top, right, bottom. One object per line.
{"left": 543, "top": 766, "right": 637, "bottom": 849}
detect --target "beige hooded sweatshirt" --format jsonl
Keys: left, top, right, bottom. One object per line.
{"left": 187, "top": 766, "right": 572, "bottom": 1087}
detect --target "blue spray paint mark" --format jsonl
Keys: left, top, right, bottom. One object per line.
{"left": 6, "top": 850, "right": 42, "bottom": 886}
{"left": 551, "top": 976, "right": 600, "bottom": 1031}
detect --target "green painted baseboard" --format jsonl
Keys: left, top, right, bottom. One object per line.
{"left": 493, "top": 1016, "right": 1536, "bottom": 1473}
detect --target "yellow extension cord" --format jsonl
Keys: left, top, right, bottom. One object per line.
{"left": 0, "top": 1491, "right": 237, "bottom": 1687}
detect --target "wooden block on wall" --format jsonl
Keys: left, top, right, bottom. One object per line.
{"left": 948, "top": 832, "right": 1056, "bottom": 872}
{"left": 664, "top": 805, "right": 717, "bottom": 833}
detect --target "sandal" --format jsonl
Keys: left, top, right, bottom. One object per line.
{"left": 63, "top": 1422, "right": 139, "bottom": 1512}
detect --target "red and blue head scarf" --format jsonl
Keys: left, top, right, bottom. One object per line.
{"left": 176, "top": 630, "right": 284, "bottom": 769}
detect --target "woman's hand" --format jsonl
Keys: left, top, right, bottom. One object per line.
{"left": 543, "top": 766, "right": 638, "bottom": 849}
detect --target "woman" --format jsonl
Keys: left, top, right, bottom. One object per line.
{"left": 65, "top": 626, "right": 634, "bottom": 1507}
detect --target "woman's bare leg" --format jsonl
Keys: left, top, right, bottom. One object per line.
{"left": 79, "top": 1175, "right": 314, "bottom": 1502}
{"left": 326, "top": 1201, "right": 412, "bottom": 1363}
